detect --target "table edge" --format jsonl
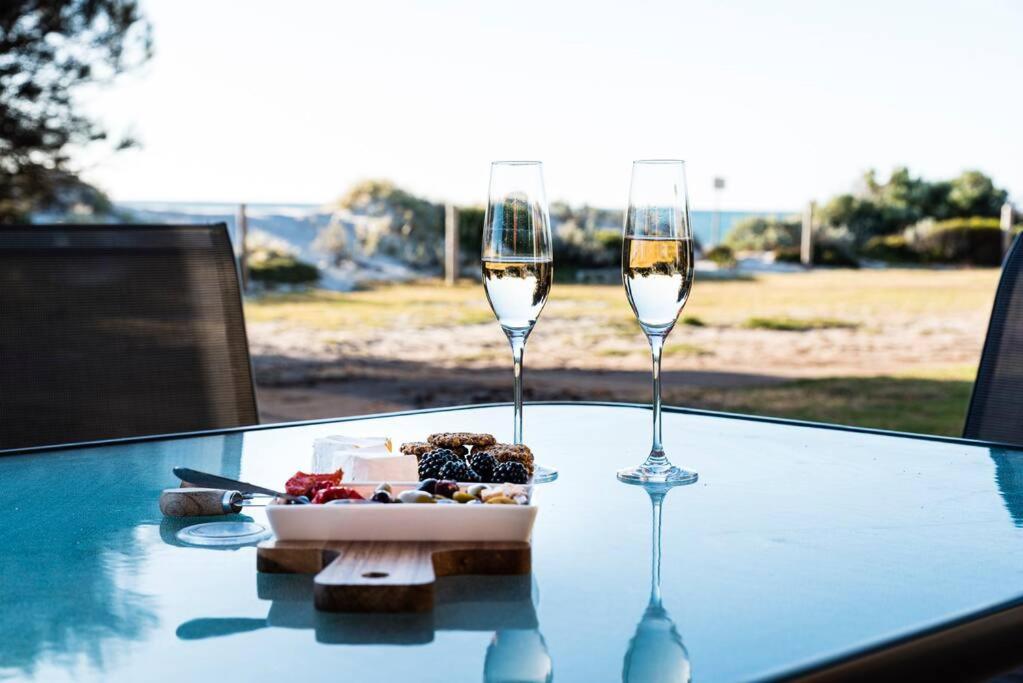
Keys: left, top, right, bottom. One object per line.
{"left": 2, "top": 400, "right": 1017, "bottom": 458}
{"left": 775, "top": 598, "right": 1023, "bottom": 682}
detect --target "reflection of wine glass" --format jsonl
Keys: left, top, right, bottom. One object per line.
{"left": 483, "top": 160, "right": 557, "bottom": 483}
{"left": 618, "top": 160, "right": 698, "bottom": 486}
{"left": 485, "top": 629, "right": 553, "bottom": 683}
{"left": 622, "top": 485, "right": 691, "bottom": 683}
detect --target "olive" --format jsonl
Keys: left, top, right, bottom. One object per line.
{"left": 371, "top": 490, "right": 392, "bottom": 504}
{"left": 484, "top": 495, "right": 515, "bottom": 505}
{"left": 434, "top": 480, "right": 459, "bottom": 499}
{"left": 452, "top": 492, "right": 476, "bottom": 504}
{"left": 417, "top": 478, "right": 438, "bottom": 495}
{"left": 398, "top": 490, "right": 436, "bottom": 504}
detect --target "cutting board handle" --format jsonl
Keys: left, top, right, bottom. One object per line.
{"left": 160, "top": 488, "right": 241, "bottom": 517}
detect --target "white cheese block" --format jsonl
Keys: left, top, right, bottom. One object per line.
{"left": 312, "top": 435, "right": 416, "bottom": 481}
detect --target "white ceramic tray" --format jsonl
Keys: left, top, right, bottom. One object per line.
{"left": 265, "top": 482, "right": 537, "bottom": 542}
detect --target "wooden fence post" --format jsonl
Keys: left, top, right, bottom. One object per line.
{"left": 237, "top": 203, "right": 249, "bottom": 292}
{"left": 1002, "top": 202, "right": 1015, "bottom": 255}
{"left": 444, "top": 204, "right": 459, "bottom": 285}
{"left": 800, "top": 202, "right": 815, "bottom": 266}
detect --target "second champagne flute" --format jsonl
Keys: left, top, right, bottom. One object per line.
{"left": 482, "top": 161, "right": 557, "bottom": 483}
{"left": 618, "top": 160, "right": 698, "bottom": 486}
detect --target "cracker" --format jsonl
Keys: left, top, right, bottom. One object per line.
{"left": 427, "top": 432, "right": 497, "bottom": 448}
{"left": 400, "top": 442, "right": 467, "bottom": 458}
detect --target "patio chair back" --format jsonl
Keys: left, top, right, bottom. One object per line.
{"left": 0, "top": 223, "right": 258, "bottom": 451}
{"left": 964, "top": 233, "right": 1023, "bottom": 444}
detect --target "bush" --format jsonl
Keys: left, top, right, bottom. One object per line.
{"left": 817, "top": 244, "right": 860, "bottom": 268}
{"left": 457, "top": 205, "right": 485, "bottom": 260}
{"left": 704, "top": 244, "right": 736, "bottom": 268}
{"left": 913, "top": 217, "right": 1003, "bottom": 266}
{"left": 861, "top": 234, "right": 919, "bottom": 263}
{"left": 724, "top": 216, "right": 800, "bottom": 251}
{"left": 249, "top": 254, "right": 319, "bottom": 285}
{"left": 774, "top": 246, "right": 801, "bottom": 264}
{"left": 554, "top": 223, "right": 620, "bottom": 267}
{"left": 774, "top": 243, "right": 859, "bottom": 268}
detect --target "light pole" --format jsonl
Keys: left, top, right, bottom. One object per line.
{"left": 712, "top": 177, "right": 725, "bottom": 246}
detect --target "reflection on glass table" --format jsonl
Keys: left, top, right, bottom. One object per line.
{"left": 176, "top": 572, "right": 551, "bottom": 681}
{"left": 622, "top": 483, "right": 691, "bottom": 683}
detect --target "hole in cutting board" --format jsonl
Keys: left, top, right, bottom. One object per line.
{"left": 362, "top": 571, "right": 389, "bottom": 579}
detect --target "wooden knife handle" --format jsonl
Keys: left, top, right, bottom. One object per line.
{"left": 160, "top": 488, "right": 241, "bottom": 517}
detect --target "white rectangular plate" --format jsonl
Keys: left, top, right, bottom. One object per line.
{"left": 265, "top": 483, "right": 537, "bottom": 542}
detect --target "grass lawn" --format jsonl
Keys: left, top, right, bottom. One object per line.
{"left": 666, "top": 365, "right": 976, "bottom": 437}
{"left": 247, "top": 268, "right": 998, "bottom": 331}
{"left": 246, "top": 268, "right": 997, "bottom": 437}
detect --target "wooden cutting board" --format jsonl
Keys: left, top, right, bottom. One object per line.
{"left": 257, "top": 539, "right": 531, "bottom": 613}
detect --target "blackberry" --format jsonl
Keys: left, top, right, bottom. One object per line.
{"left": 467, "top": 451, "right": 498, "bottom": 482}
{"left": 492, "top": 461, "right": 529, "bottom": 484}
{"left": 437, "top": 460, "right": 480, "bottom": 483}
{"left": 418, "top": 448, "right": 460, "bottom": 480}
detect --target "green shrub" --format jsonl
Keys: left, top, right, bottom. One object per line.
{"left": 817, "top": 244, "right": 860, "bottom": 268}
{"left": 773, "top": 246, "right": 801, "bottom": 264}
{"left": 457, "top": 205, "right": 485, "bottom": 260}
{"left": 704, "top": 244, "right": 736, "bottom": 268}
{"left": 774, "top": 243, "right": 859, "bottom": 268}
{"left": 554, "top": 223, "right": 620, "bottom": 267}
{"left": 249, "top": 255, "right": 319, "bottom": 285}
{"left": 862, "top": 234, "right": 919, "bottom": 263}
{"left": 745, "top": 316, "right": 859, "bottom": 332}
{"left": 913, "top": 217, "right": 1003, "bottom": 266}
{"left": 724, "top": 216, "right": 800, "bottom": 251}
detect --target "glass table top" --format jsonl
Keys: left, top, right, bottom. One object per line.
{"left": 2, "top": 403, "right": 1023, "bottom": 682}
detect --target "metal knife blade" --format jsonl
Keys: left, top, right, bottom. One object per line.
{"left": 173, "top": 467, "right": 308, "bottom": 504}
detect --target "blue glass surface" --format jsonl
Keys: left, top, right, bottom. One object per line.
{"left": 2, "top": 404, "right": 1023, "bottom": 681}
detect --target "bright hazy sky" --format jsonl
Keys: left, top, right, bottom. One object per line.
{"left": 77, "top": 0, "right": 1022, "bottom": 211}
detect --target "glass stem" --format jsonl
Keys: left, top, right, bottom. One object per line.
{"left": 649, "top": 490, "right": 665, "bottom": 609}
{"left": 646, "top": 334, "right": 668, "bottom": 467}
{"left": 508, "top": 332, "right": 526, "bottom": 445}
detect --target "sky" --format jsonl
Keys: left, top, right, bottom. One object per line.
{"left": 76, "top": 0, "right": 1023, "bottom": 211}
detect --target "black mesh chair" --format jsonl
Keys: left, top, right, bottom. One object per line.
{"left": 0, "top": 223, "right": 258, "bottom": 451}
{"left": 964, "top": 233, "right": 1023, "bottom": 444}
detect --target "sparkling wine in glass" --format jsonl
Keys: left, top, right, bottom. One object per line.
{"left": 618, "top": 160, "right": 698, "bottom": 485}
{"left": 483, "top": 161, "right": 557, "bottom": 483}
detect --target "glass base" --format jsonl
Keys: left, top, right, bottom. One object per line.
{"left": 532, "top": 464, "right": 558, "bottom": 484}
{"left": 176, "top": 521, "right": 271, "bottom": 547}
{"left": 617, "top": 465, "right": 698, "bottom": 487}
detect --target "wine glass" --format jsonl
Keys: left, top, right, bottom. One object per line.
{"left": 618, "top": 160, "right": 698, "bottom": 485}
{"left": 483, "top": 161, "right": 557, "bottom": 483}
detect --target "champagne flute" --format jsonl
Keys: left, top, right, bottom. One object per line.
{"left": 618, "top": 160, "right": 698, "bottom": 485}
{"left": 482, "top": 161, "right": 557, "bottom": 483}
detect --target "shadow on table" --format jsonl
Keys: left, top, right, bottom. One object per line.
{"left": 176, "top": 572, "right": 553, "bottom": 682}
{"left": 992, "top": 448, "right": 1023, "bottom": 528}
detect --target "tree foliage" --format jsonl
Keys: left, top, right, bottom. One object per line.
{"left": 724, "top": 216, "right": 801, "bottom": 251}
{"left": 0, "top": 0, "right": 151, "bottom": 222}
{"left": 818, "top": 167, "right": 1009, "bottom": 246}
